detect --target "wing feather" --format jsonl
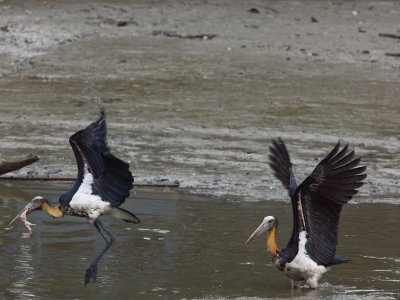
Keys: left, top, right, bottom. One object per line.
{"left": 268, "top": 138, "right": 296, "bottom": 195}
{"left": 59, "top": 110, "right": 134, "bottom": 208}
{"left": 58, "top": 141, "right": 85, "bottom": 204}
{"left": 269, "top": 138, "right": 299, "bottom": 250}
{"left": 295, "top": 142, "right": 366, "bottom": 266}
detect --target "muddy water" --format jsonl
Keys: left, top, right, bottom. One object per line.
{"left": 0, "top": 182, "right": 399, "bottom": 300}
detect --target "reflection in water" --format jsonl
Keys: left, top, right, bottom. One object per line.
{"left": 0, "top": 182, "right": 399, "bottom": 299}
{"left": 10, "top": 244, "right": 36, "bottom": 299}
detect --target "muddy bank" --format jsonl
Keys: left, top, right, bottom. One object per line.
{"left": 1, "top": 0, "right": 400, "bottom": 71}
{"left": 0, "top": 0, "right": 399, "bottom": 203}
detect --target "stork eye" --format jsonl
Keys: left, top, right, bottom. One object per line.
{"left": 33, "top": 198, "right": 44, "bottom": 205}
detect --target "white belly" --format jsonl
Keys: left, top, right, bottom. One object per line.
{"left": 283, "top": 231, "right": 327, "bottom": 288}
{"left": 70, "top": 171, "right": 111, "bottom": 219}
{"left": 70, "top": 193, "right": 110, "bottom": 219}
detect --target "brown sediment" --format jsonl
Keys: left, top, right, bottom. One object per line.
{"left": 0, "top": 0, "right": 398, "bottom": 204}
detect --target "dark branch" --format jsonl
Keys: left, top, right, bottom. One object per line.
{"left": 0, "top": 154, "right": 39, "bottom": 176}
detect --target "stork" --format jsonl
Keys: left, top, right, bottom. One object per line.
{"left": 8, "top": 110, "right": 140, "bottom": 286}
{"left": 246, "top": 138, "right": 366, "bottom": 288}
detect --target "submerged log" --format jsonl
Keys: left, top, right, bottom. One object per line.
{"left": 0, "top": 154, "right": 40, "bottom": 176}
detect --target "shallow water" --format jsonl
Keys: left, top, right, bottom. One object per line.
{"left": 0, "top": 182, "right": 399, "bottom": 300}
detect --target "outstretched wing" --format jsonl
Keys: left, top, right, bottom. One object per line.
{"left": 269, "top": 138, "right": 299, "bottom": 250}
{"left": 268, "top": 138, "right": 297, "bottom": 196}
{"left": 295, "top": 142, "right": 366, "bottom": 266}
{"left": 59, "top": 110, "right": 134, "bottom": 208}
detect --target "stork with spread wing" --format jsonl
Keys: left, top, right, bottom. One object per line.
{"left": 246, "top": 138, "right": 366, "bottom": 288}
{"left": 8, "top": 110, "right": 139, "bottom": 286}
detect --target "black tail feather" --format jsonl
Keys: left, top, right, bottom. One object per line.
{"left": 110, "top": 207, "right": 140, "bottom": 224}
{"left": 329, "top": 255, "right": 351, "bottom": 266}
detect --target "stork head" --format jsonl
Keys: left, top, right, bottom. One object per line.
{"left": 8, "top": 196, "right": 47, "bottom": 228}
{"left": 245, "top": 216, "right": 277, "bottom": 244}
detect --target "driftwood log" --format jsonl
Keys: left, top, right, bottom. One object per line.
{"left": 0, "top": 154, "right": 40, "bottom": 176}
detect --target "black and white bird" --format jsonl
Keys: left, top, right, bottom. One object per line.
{"left": 246, "top": 138, "right": 366, "bottom": 288}
{"left": 8, "top": 110, "right": 140, "bottom": 286}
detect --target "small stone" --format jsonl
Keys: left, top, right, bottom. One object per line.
{"left": 248, "top": 8, "right": 260, "bottom": 14}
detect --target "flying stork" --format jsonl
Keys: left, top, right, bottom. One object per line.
{"left": 246, "top": 138, "right": 366, "bottom": 288}
{"left": 8, "top": 110, "right": 140, "bottom": 286}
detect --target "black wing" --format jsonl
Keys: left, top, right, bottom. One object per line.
{"left": 295, "top": 142, "right": 366, "bottom": 266}
{"left": 269, "top": 138, "right": 297, "bottom": 197}
{"left": 269, "top": 138, "right": 299, "bottom": 252}
{"left": 59, "top": 110, "right": 134, "bottom": 207}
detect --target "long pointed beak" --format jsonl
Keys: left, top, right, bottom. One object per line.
{"left": 245, "top": 221, "right": 273, "bottom": 244}
{"left": 7, "top": 202, "right": 34, "bottom": 228}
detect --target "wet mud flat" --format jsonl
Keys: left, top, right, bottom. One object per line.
{"left": 0, "top": 182, "right": 399, "bottom": 300}
{"left": 0, "top": 0, "right": 399, "bottom": 203}
{"left": 0, "top": 38, "right": 399, "bottom": 203}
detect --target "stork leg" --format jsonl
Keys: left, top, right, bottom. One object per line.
{"left": 84, "top": 219, "right": 115, "bottom": 286}
{"left": 291, "top": 280, "right": 301, "bottom": 288}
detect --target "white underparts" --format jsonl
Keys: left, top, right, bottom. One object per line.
{"left": 70, "top": 164, "right": 110, "bottom": 219}
{"left": 283, "top": 231, "right": 327, "bottom": 288}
